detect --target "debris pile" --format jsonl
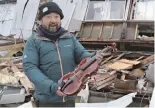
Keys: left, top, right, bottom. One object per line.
{"left": 0, "top": 58, "right": 34, "bottom": 94}
{"left": 88, "top": 52, "right": 154, "bottom": 93}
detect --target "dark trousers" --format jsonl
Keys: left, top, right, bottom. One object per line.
{"left": 36, "top": 100, "right": 75, "bottom": 107}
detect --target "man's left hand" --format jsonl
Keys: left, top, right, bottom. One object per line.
{"left": 96, "top": 50, "right": 111, "bottom": 64}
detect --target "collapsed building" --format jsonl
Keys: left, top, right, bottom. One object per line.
{"left": 0, "top": 0, "right": 154, "bottom": 107}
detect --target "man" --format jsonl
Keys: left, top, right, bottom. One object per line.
{"left": 23, "top": 2, "right": 104, "bottom": 107}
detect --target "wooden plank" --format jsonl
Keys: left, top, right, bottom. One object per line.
{"left": 96, "top": 80, "right": 114, "bottom": 90}
{"left": 121, "top": 73, "right": 126, "bottom": 80}
{"left": 111, "top": 53, "right": 125, "bottom": 62}
{"left": 105, "top": 61, "right": 133, "bottom": 70}
{"left": 0, "top": 43, "right": 24, "bottom": 51}
{"left": 140, "top": 55, "right": 154, "bottom": 65}
{"left": 96, "top": 75, "right": 116, "bottom": 87}
{"left": 119, "top": 59, "right": 141, "bottom": 65}
{"left": 130, "top": 69, "right": 145, "bottom": 78}
{"left": 136, "top": 56, "right": 144, "bottom": 61}
{"left": 129, "top": 55, "right": 154, "bottom": 77}
{"left": 110, "top": 24, "right": 114, "bottom": 39}
{"left": 8, "top": 61, "right": 34, "bottom": 94}
{"left": 106, "top": 57, "right": 141, "bottom": 70}
{"left": 100, "top": 56, "right": 113, "bottom": 66}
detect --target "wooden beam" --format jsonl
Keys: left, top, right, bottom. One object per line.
{"left": 140, "top": 55, "right": 154, "bottom": 65}
{"left": 0, "top": 43, "right": 24, "bottom": 51}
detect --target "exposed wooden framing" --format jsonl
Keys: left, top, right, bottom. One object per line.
{"left": 127, "top": 20, "right": 154, "bottom": 23}
{"left": 83, "top": 20, "right": 124, "bottom": 23}
{"left": 134, "top": 24, "right": 138, "bottom": 40}
{"left": 120, "top": 22, "right": 127, "bottom": 39}
{"left": 98, "top": 23, "right": 104, "bottom": 39}
{"left": 110, "top": 24, "right": 114, "bottom": 39}
{"left": 88, "top": 23, "right": 94, "bottom": 38}
{"left": 79, "top": 25, "right": 84, "bottom": 38}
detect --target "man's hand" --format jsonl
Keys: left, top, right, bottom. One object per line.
{"left": 56, "top": 89, "right": 66, "bottom": 96}
{"left": 96, "top": 50, "right": 111, "bottom": 64}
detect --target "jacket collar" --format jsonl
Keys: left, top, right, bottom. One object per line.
{"left": 33, "top": 31, "right": 73, "bottom": 41}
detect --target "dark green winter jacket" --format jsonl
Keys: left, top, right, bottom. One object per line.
{"left": 22, "top": 31, "right": 92, "bottom": 102}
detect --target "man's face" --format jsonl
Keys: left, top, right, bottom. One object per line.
{"left": 41, "top": 13, "right": 61, "bottom": 32}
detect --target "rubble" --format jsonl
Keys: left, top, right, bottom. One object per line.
{"left": 88, "top": 52, "right": 154, "bottom": 95}
{"left": 0, "top": 57, "right": 34, "bottom": 94}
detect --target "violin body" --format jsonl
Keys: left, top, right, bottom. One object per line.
{"left": 59, "top": 58, "right": 99, "bottom": 96}
{"left": 58, "top": 43, "right": 116, "bottom": 96}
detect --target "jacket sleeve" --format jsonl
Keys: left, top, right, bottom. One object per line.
{"left": 22, "top": 37, "right": 58, "bottom": 95}
{"left": 73, "top": 36, "right": 94, "bottom": 64}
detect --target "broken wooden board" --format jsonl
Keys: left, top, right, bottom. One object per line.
{"left": 12, "top": 66, "right": 33, "bottom": 94}
{"left": 105, "top": 61, "right": 133, "bottom": 70}
{"left": 129, "top": 55, "right": 154, "bottom": 78}
{"left": 89, "top": 71, "right": 117, "bottom": 90}
{"left": 119, "top": 59, "right": 141, "bottom": 65}
{"left": 129, "top": 69, "right": 145, "bottom": 78}
{"left": 96, "top": 80, "right": 115, "bottom": 90}
{"left": 105, "top": 59, "right": 141, "bottom": 70}
{"left": 140, "top": 55, "right": 154, "bottom": 66}
{"left": 8, "top": 61, "right": 34, "bottom": 94}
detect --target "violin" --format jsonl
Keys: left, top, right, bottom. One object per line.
{"left": 58, "top": 43, "right": 116, "bottom": 96}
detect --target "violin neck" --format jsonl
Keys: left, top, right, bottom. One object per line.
{"left": 80, "top": 56, "right": 96, "bottom": 71}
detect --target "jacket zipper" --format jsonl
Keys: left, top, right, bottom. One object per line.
{"left": 55, "top": 40, "right": 65, "bottom": 102}
{"left": 55, "top": 41, "right": 64, "bottom": 77}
